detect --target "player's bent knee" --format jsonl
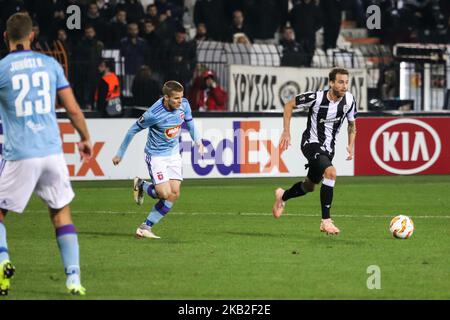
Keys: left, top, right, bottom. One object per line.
{"left": 158, "top": 190, "right": 171, "bottom": 200}
{"left": 168, "top": 192, "right": 180, "bottom": 202}
{"left": 323, "top": 167, "right": 337, "bottom": 180}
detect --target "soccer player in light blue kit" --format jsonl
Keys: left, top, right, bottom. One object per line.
{"left": 0, "top": 13, "right": 92, "bottom": 296}
{"left": 113, "top": 81, "right": 204, "bottom": 239}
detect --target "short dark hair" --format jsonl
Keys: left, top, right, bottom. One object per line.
{"left": 329, "top": 68, "right": 349, "bottom": 82}
{"left": 162, "top": 81, "right": 184, "bottom": 96}
{"left": 84, "top": 24, "right": 95, "bottom": 31}
{"left": 101, "top": 59, "right": 115, "bottom": 72}
{"left": 6, "top": 13, "right": 33, "bottom": 42}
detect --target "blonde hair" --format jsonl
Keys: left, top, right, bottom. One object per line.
{"left": 162, "top": 81, "right": 184, "bottom": 97}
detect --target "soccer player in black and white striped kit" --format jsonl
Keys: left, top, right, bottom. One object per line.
{"left": 272, "top": 68, "right": 357, "bottom": 235}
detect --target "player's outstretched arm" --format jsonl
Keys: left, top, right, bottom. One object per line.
{"left": 346, "top": 120, "right": 356, "bottom": 160}
{"left": 58, "top": 87, "right": 92, "bottom": 161}
{"left": 280, "top": 99, "right": 296, "bottom": 151}
{"left": 112, "top": 122, "right": 144, "bottom": 166}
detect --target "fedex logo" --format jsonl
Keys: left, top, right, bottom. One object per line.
{"left": 59, "top": 122, "right": 105, "bottom": 176}
{"left": 0, "top": 122, "right": 105, "bottom": 177}
{"left": 180, "top": 120, "right": 288, "bottom": 176}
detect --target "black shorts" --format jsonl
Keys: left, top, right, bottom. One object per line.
{"left": 301, "top": 143, "right": 334, "bottom": 184}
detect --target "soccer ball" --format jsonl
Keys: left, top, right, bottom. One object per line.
{"left": 389, "top": 215, "right": 414, "bottom": 239}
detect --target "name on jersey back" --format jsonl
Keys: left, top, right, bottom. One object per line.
{"left": 10, "top": 57, "right": 44, "bottom": 72}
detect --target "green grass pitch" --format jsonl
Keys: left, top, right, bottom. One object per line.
{"left": 2, "top": 175, "right": 450, "bottom": 299}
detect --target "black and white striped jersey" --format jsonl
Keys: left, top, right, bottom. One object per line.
{"left": 294, "top": 90, "right": 357, "bottom": 155}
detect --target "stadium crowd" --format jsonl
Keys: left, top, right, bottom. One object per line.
{"left": 0, "top": 0, "right": 449, "bottom": 112}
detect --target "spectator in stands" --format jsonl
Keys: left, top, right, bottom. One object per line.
{"left": 194, "top": 0, "right": 228, "bottom": 41}
{"left": 289, "top": 0, "right": 322, "bottom": 66}
{"left": 279, "top": 26, "right": 308, "bottom": 67}
{"left": 107, "top": 8, "right": 128, "bottom": 48}
{"left": 194, "top": 23, "right": 209, "bottom": 42}
{"left": 132, "top": 65, "right": 162, "bottom": 106}
{"left": 188, "top": 70, "right": 227, "bottom": 111}
{"left": 320, "top": 0, "right": 342, "bottom": 50}
{"left": 244, "top": 0, "right": 289, "bottom": 43}
{"left": 50, "top": 2, "right": 68, "bottom": 38}
{"left": 56, "top": 28, "right": 73, "bottom": 59}
{"left": 27, "top": 0, "right": 57, "bottom": 37}
{"left": 73, "top": 25, "right": 104, "bottom": 109}
{"left": 96, "top": 0, "right": 116, "bottom": 20}
{"left": 145, "top": 4, "right": 160, "bottom": 26}
{"left": 165, "top": 26, "right": 197, "bottom": 92}
{"left": 84, "top": 2, "right": 108, "bottom": 43}
{"left": 227, "top": 10, "right": 253, "bottom": 43}
{"left": 31, "top": 20, "right": 50, "bottom": 52}
{"left": 120, "top": 22, "right": 149, "bottom": 77}
{"left": 95, "top": 59, "right": 123, "bottom": 117}
{"left": 142, "top": 20, "right": 161, "bottom": 49}
{"left": 122, "top": 0, "right": 145, "bottom": 23}
{"left": 54, "top": 27, "right": 76, "bottom": 84}
{"left": 155, "top": 0, "right": 184, "bottom": 24}
{"left": 154, "top": 7, "right": 178, "bottom": 48}
{"left": 447, "top": 16, "right": 450, "bottom": 43}
{"left": 380, "top": 68, "right": 399, "bottom": 100}
{"left": 142, "top": 20, "right": 163, "bottom": 72}
{"left": 233, "top": 33, "right": 251, "bottom": 44}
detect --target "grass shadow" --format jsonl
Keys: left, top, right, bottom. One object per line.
{"left": 78, "top": 231, "right": 134, "bottom": 238}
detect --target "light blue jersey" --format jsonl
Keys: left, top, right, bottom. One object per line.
{"left": 0, "top": 50, "right": 69, "bottom": 160}
{"left": 116, "top": 97, "right": 200, "bottom": 158}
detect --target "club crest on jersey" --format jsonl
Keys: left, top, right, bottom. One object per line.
{"left": 165, "top": 124, "right": 182, "bottom": 139}
{"left": 343, "top": 104, "right": 350, "bottom": 113}
{"left": 180, "top": 112, "right": 185, "bottom": 120}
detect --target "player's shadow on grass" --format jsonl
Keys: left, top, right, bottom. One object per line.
{"left": 77, "top": 231, "right": 133, "bottom": 238}
{"left": 225, "top": 231, "right": 289, "bottom": 238}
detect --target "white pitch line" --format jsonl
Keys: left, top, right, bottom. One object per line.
{"left": 25, "top": 210, "right": 450, "bottom": 219}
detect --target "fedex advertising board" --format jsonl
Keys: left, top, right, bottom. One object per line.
{"left": 0, "top": 117, "right": 354, "bottom": 180}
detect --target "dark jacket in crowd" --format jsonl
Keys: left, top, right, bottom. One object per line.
{"left": 107, "top": 20, "right": 128, "bottom": 48}
{"left": 243, "top": 0, "right": 289, "bottom": 40}
{"left": 120, "top": 36, "right": 149, "bottom": 75}
{"left": 132, "top": 71, "right": 161, "bottom": 106}
{"left": 121, "top": 0, "right": 145, "bottom": 23}
{"left": 280, "top": 39, "right": 308, "bottom": 67}
{"left": 165, "top": 39, "right": 197, "bottom": 88}
{"left": 194, "top": 0, "right": 228, "bottom": 41}
{"left": 289, "top": 1, "right": 322, "bottom": 43}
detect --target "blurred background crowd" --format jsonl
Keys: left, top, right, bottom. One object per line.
{"left": 0, "top": 0, "right": 449, "bottom": 114}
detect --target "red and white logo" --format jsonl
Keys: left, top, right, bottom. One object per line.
{"left": 165, "top": 124, "right": 182, "bottom": 139}
{"left": 369, "top": 119, "right": 441, "bottom": 174}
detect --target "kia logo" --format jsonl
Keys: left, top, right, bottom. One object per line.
{"left": 370, "top": 119, "right": 441, "bottom": 174}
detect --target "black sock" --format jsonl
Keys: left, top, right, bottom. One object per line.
{"left": 282, "top": 181, "right": 308, "bottom": 201}
{"left": 320, "top": 184, "right": 334, "bottom": 219}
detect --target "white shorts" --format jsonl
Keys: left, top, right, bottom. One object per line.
{"left": 0, "top": 153, "right": 74, "bottom": 213}
{"left": 145, "top": 153, "right": 183, "bottom": 185}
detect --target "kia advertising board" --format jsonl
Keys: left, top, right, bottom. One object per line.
{"left": 355, "top": 117, "right": 450, "bottom": 175}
